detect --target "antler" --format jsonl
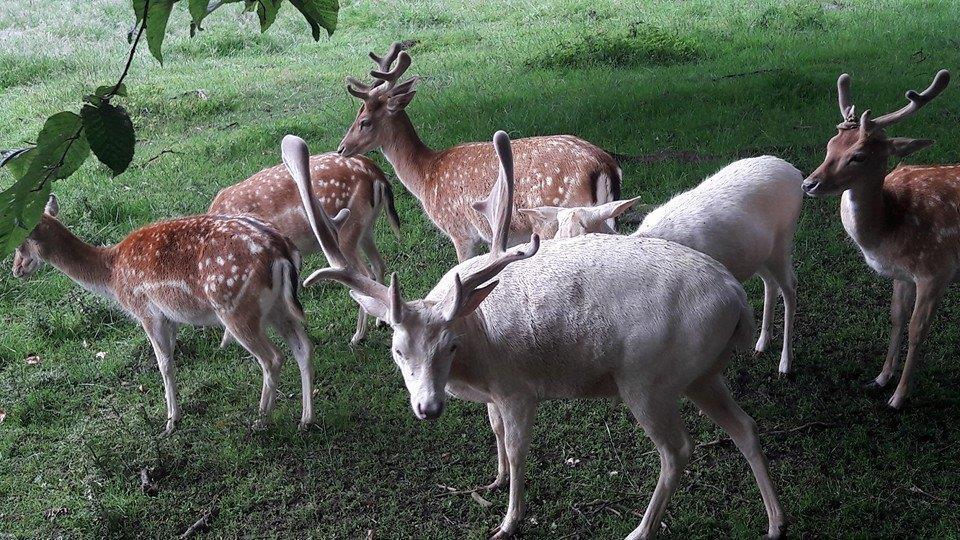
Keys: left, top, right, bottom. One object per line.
{"left": 837, "top": 73, "right": 855, "bottom": 122}
{"left": 345, "top": 76, "right": 373, "bottom": 99}
{"left": 369, "top": 42, "right": 403, "bottom": 74}
{"left": 281, "top": 135, "right": 398, "bottom": 317}
{"left": 471, "top": 130, "right": 514, "bottom": 258}
{"left": 370, "top": 51, "right": 412, "bottom": 88}
{"left": 869, "top": 69, "right": 951, "bottom": 129}
{"left": 443, "top": 235, "right": 541, "bottom": 321}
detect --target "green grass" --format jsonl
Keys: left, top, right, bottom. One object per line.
{"left": 2, "top": 0, "right": 960, "bottom": 537}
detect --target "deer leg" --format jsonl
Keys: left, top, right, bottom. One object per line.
{"left": 221, "top": 313, "right": 282, "bottom": 429}
{"left": 360, "top": 233, "right": 390, "bottom": 327}
{"left": 888, "top": 278, "right": 945, "bottom": 409}
{"left": 869, "top": 279, "right": 915, "bottom": 390}
{"left": 621, "top": 389, "right": 692, "bottom": 540}
{"left": 769, "top": 254, "right": 797, "bottom": 376}
{"left": 754, "top": 271, "right": 778, "bottom": 355}
{"left": 489, "top": 397, "right": 537, "bottom": 540}
{"left": 140, "top": 316, "right": 180, "bottom": 436}
{"left": 686, "top": 374, "right": 786, "bottom": 539}
{"left": 273, "top": 312, "right": 315, "bottom": 430}
{"left": 482, "top": 402, "right": 509, "bottom": 491}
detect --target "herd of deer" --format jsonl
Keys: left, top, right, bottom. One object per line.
{"left": 9, "top": 42, "right": 956, "bottom": 538}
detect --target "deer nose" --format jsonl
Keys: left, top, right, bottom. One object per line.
{"left": 415, "top": 400, "right": 444, "bottom": 421}
{"left": 801, "top": 177, "right": 821, "bottom": 196}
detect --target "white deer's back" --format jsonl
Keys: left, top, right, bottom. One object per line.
{"left": 428, "top": 235, "right": 750, "bottom": 394}
{"left": 634, "top": 156, "right": 803, "bottom": 280}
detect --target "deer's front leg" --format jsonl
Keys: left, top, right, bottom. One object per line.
{"left": 869, "top": 279, "right": 914, "bottom": 390}
{"left": 888, "top": 278, "right": 945, "bottom": 409}
{"left": 483, "top": 402, "right": 509, "bottom": 491}
{"left": 140, "top": 316, "right": 180, "bottom": 436}
{"left": 490, "top": 397, "right": 537, "bottom": 539}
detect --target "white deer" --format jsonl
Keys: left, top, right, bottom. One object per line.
{"left": 284, "top": 132, "right": 785, "bottom": 539}
{"left": 520, "top": 156, "right": 804, "bottom": 374}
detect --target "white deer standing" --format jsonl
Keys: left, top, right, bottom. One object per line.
{"left": 284, "top": 132, "right": 785, "bottom": 539}
{"left": 521, "top": 156, "right": 804, "bottom": 374}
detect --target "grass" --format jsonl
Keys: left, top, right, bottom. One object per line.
{"left": 2, "top": 0, "right": 960, "bottom": 537}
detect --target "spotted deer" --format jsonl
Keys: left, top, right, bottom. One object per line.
{"left": 286, "top": 132, "right": 785, "bottom": 539}
{"left": 522, "top": 155, "right": 804, "bottom": 375}
{"left": 338, "top": 42, "right": 622, "bottom": 261}
{"left": 803, "top": 69, "right": 954, "bottom": 409}
{"left": 209, "top": 153, "right": 401, "bottom": 344}
{"left": 12, "top": 196, "right": 315, "bottom": 434}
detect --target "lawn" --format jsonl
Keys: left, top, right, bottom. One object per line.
{"left": 2, "top": 0, "right": 959, "bottom": 537}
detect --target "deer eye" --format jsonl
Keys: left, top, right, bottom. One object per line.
{"left": 849, "top": 152, "right": 866, "bottom": 163}
{"left": 359, "top": 119, "right": 372, "bottom": 129}
{"left": 449, "top": 343, "right": 458, "bottom": 352}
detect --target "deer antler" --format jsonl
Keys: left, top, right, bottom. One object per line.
{"left": 471, "top": 130, "right": 514, "bottom": 258}
{"left": 870, "top": 69, "right": 951, "bottom": 129}
{"left": 281, "top": 135, "right": 397, "bottom": 315}
{"left": 837, "top": 73, "right": 855, "bottom": 122}
{"left": 370, "top": 51, "right": 412, "bottom": 89}
{"left": 369, "top": 42, "right": 403, "bottom": 74}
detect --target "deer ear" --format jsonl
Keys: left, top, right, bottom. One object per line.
{"left": 348, "top": 290, "right": 391, "bottom": 323}
{"left": 386, "top": 91, "right": 416, "bottom": 114}
{"left": 45, "top": 194, "right": 59, "bottom": 217}
{"left": 888, "top": 138, "right": 935, "bottom": 157}
{"left": 517, "top": 207, "right": 562, "bottom": 224}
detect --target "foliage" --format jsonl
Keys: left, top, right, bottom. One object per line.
{"left": 0, "top": 0, "right": 338, "bottom": 258}
{"left": 527, "top": 23, "right": 701, "bottom": 69}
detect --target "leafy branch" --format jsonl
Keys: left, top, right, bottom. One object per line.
{"left": 0, "top": 0, "right": 338, "bottom": 257}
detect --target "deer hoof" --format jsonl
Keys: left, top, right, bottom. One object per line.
{"left": 864, "top": 378, "right": 889, "bottom": 393}
{"left": 887, "top": 394, "right": 908, "bottom": 410}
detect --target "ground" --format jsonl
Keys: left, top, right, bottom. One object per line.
{"left": 1, "top": 0, "right": 959, "bottom": 537}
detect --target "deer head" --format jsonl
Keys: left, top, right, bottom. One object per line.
{"left": 12, "top": 194, "right": 60, "bottom": 278}
{"left": 518, "top": 197, "right": 641, "bottom": 239}
{"left": 285, "top": 132, "right": 539, "bottom": 420}
{"left": 338, "top": 43, "right": 419, "bottom": 158}
{"left": 803, "top": 70, "right": 950, "bottom": 197}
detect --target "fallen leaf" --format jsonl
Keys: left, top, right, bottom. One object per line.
{"left": 0, "top": 409, "right": 6, "bottom": 423}
{"left": 471, "top": 492, "right": 493, "bottom": 509}
{"left": 95, "top": 351, "right": 107, "bottom": 360}
{"left": 82, "top": 339, "right": 90, "bottom": 348}
{"left": 137, "top": 384, "right": 146, "bottom": 393}
{"left": 43, "top": 507, "right": 69, "bottom": 520}
{"left": 564, "top": 457, "right": 582, "bottom": 467}
{"left": 25, "top": 355, "right": 41, "bottom": 365}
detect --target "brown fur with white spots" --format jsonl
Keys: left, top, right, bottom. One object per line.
{"left": 12, "top": 196, "right": 315, "bottom": 435}
{"left": 338, "top": 43, "right": 622, "bottom": 261}
{"left": 209, "top": 152, "right": 401, "bottom": 344}
{"left": 803, "top": 69, "right": 954, "bottom": 409}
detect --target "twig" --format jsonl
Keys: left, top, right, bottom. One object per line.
{"left": 711, "top": 68, "right": 781, "bottom": 81}
{"left": 107, "top": 13, "right": 147, "bottom": 99}
{"left": 642, "top": 421, "right": 834, "bottom": 456}
{"left": 139, "top": 149, "right": 184, "bottom": 169}
{"left": 179, "top": 506, "right": 219, "bottom": 539}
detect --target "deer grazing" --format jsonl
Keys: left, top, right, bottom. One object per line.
{"left": 522, "top": 156, "right": 804, "bottom": 374}
{"left": 285, "top": 132, "right": 785, "bottom": 539}
{"left": 12, "top": 196, "right": 315, "bottom": 434}
{"left": 338, "top": 42, "right": 622, "bottom": 261}
{"left": 803, "top": 69, "right": 953, "bottom": 409}
{"left": 209, "top": 152, "right": 400, "bottom": 344}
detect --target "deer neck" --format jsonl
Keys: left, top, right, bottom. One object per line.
{"left": 379, "top": 111, "right": 436, "bottom": 201}
{"left": 35, "top": 217, "right": 116, "bottom": 299}
{"left": 841, "top": 165, "right": 890, "bottom": 249}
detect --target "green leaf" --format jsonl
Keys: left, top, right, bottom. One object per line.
{"left": 189, "top": 0, "right": 209, "bottom": 35}
{"left": 290, "top": 0, "right": 338, "bottom": 39}
{"left": 3, "top": 148, "right": 34, "bottom": 178}
{"left": 255, "top": 0, "right": 281, "bottom": 32}
{"left": 133, "top": 0, "right": 148, "bottom": 24}
{"left": 27, "top": 112, "right": 91, "bottom": 181}
{"left": 0, "top": 148, "right": 32, "bottom": 169}
{"left": 0, "top": 167, "right": 53, "bottom": 256}
{"left": 82, "top": 102, "right": 136, "bottom": 176}
{"left": 95, "top": 83, "right": 128, "bottom": 98}
{"left": 146, "top": 0, "right": 176, "bottom": 64}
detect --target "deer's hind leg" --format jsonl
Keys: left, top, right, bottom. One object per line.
{"left": 140, "top": 315, "right": 181, "bottom": 436}
{"left": 219, "top": 307, "right": 283, "bottom": 430}
{"left": 271, "top": 310, "right": 315, "bottom": 429}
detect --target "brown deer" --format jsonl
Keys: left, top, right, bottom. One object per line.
{"left": 803, "top": 69, "right": 953, "bottom": 409}
{"left": 209, "top": 153, "right": 401, "bottom": 344}
{"left": 338, "top": 42, "right": 622, "bottom": 261}
{"left": 12, "top": 196, "right": 315, "bottom": 434}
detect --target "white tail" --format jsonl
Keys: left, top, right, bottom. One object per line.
{"left": 12, "top": 197, "right": 315, "bottom": 434}
{"left": 290, "top": 133, "right": 784, "bottom": 539}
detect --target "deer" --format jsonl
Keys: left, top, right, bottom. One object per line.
{"left": 520, "top": 156, "right": 804, "bottom": 375}
{"left": 209, "top": 152, "right": 401, "bottom": 345}
{"left": 284, "top": 132, "right": 786, "bottom": 539}
{"left": 11, "top": 196, "right": 315, "bottom": 435}
{"left": 338, "top": 42, "right": 623, "bottom": 261}
{"left": 803, "top": 68, "right": 953, "bottom": 409}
